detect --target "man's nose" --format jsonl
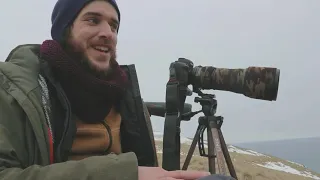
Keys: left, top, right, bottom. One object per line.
{"left": 98, "top": 23, "right": 114, "bottom": 38}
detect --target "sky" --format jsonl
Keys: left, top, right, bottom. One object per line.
{"left": 0, "top": 0, "right": 319, "bottom": 144}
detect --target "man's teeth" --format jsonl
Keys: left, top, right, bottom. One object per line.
{"left": 94, "top": 46, "right": 109, "bottom": 52}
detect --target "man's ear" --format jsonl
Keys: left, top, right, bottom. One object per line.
{"left": 63, "top": 26, "right": 72, "bottom": 40}
{"left": 59, "top": 26, "right": 72, "bottom": 48}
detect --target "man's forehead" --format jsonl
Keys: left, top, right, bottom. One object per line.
{"left": 79, "top": 1, "right": 119, "bottom": 22}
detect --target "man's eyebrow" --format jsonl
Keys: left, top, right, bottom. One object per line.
{"left": 82, "top": 11, "right": 119, "bottom": 25}
{"left": 82, "top": 11, "right": 102, "bottom": 17}
{"left": 110, "top": 17, "right": 119, "bottom": 26}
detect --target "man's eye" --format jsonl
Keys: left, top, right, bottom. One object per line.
{"left": 111, "top": 23, "right": 118, "bottom": 31}
{"left": 87, "top": 18, "right": 99, "bottom": 24}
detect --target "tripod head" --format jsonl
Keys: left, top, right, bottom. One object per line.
{"left": 180, "top": 89, "right": 218, "bottom": 121}
{"left": 194, "top": 92, "right": 217, "bottom": 117}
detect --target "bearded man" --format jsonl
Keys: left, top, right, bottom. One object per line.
{"left": 0, "top": 0, "right": 211, "bottom": 180}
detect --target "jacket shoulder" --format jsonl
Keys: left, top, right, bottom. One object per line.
{"left": 0, "top": 44, "right": 42, "bottom": 93}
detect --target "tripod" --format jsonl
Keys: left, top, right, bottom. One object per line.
{"left": 181, "top": 93, "right": 238, "bottom": 179}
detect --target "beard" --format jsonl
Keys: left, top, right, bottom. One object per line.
{"left": 63, "top": 39, "right": 118, "bottom": 79}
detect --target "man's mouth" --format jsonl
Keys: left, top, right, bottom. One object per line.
{"left": 93, "top": 46, "right": 110, "bottom": 53}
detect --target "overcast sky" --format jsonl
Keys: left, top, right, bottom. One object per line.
{"left": 0, "top": 0, "right": 319, "bottom": 144}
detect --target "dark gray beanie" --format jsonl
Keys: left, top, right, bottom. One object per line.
{"left": 51, "top": 0, "right": 120, "bottom": 42}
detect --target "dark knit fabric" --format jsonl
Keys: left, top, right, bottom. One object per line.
{"left": 51, "top": 0, "right": 120, "bottom": 42}
{"left": 40, "top": 39, "right": 128, "bottom": 123}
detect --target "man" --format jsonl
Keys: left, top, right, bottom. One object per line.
{"left": 0, "top": 0, "right": 211, "bottom": 179}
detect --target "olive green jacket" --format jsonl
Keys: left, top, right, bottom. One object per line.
{"left": 0, "top": 44, "right": 156, "bottom": 180}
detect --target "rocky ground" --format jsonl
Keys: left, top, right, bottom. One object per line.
{"left": 154, "top": 138, "right": 320, "bottom": 180}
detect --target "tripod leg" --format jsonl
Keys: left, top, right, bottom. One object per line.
{"left": 182, "top": 125, "right": 202, "bottom": 170}
{"left": 209, "top": 121, "right": 227, "bottom": 175}
{"left": 207, "top": 126, "right": 216, "bottom": 174}
{"left": 218, "top": 129, "right": 238, "bottom": 179}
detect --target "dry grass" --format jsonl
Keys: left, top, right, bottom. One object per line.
{"left": 155, "top": 140, "right": 320, "bottom": 180}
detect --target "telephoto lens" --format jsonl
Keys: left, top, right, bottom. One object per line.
{"left": 192, "top": 65, "right": 280, "bottom": 101}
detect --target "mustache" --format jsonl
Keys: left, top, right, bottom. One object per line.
{"left": 95, "top": 39, "right": 116, "bottom": 52}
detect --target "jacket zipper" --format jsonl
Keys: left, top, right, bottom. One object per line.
{"left": 38, "top": 74, "right": 55, "bottom": 164}
{"left": 54, "top": 82, "right": 72, "bottom": 162}
{"left": 40, "top": 63, "right": 72, "bottom": 162}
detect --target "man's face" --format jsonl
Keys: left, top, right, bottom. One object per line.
{"left": 66, "top": 0, "right": 119, "bottom": 76}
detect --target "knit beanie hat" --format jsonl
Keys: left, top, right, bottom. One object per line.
{"left": 51, "top": 0, "right": 120, "bottom": 42}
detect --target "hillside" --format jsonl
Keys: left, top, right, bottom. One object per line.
{"left": 154, "top": 132, "right": 320, "bottom": 180}
{"left": 235, "top": 137, "right": 320, "bottom": 173}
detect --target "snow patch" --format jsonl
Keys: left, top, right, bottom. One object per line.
{"left": 287, "top": 160, "right": 305, "bottom": 168}
{"left": 256, "top": 162, "right": 320, "bottom": 179}
{"left": 228, "top": 145, "right": 269, "bottom": 157}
